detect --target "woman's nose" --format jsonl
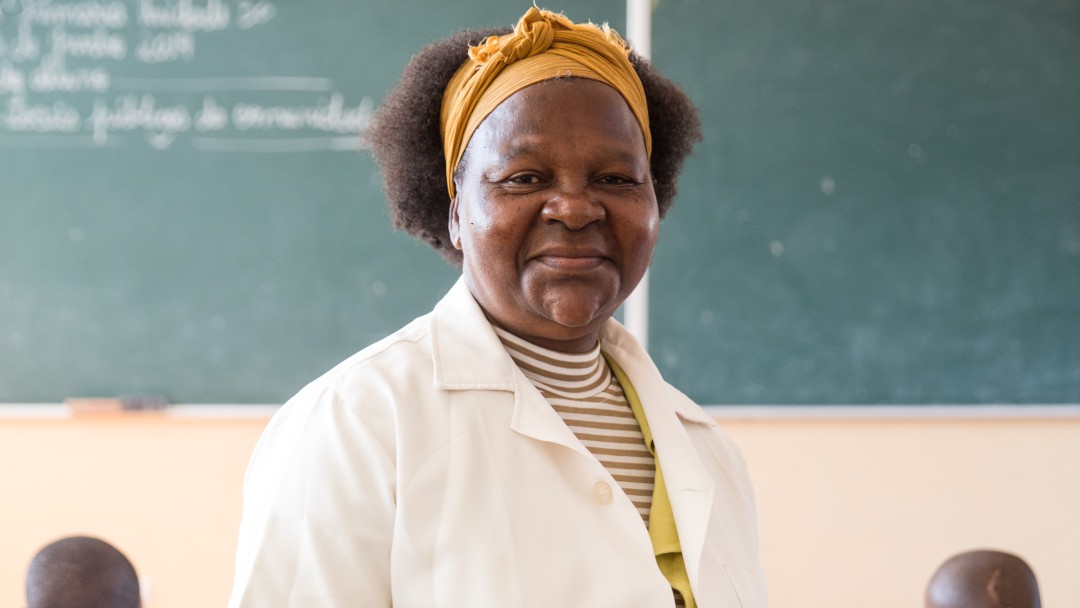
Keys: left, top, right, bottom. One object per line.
{"left": 540, "top": 186, "right": 606, "bottom": 230}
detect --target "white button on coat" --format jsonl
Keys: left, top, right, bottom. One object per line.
{"left": 592, "top": 480, "right": 613, "bottom": 505}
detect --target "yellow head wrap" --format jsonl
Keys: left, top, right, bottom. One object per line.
{"left": 439, "top": 7, "right": 652, "bottom": 199}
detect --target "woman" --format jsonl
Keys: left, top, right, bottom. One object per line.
{"left": 229, "top": 8, "right": 767, "bottom": 607}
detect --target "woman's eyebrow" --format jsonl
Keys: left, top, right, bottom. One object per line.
{"left": 498, "top": 135, "right": 545, "bottom": 158}
{"left": 499, "top": 137, "right": 646, "bottom": 165}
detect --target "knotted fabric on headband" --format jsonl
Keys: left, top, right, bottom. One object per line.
{"left": 439, "top": 7, "right": 652, "bottom": 199}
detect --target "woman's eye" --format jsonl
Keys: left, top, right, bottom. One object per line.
{"left": 598, "top": 175, "right": 634, "bottom": 185}
{"left": 506, "top": 174, "right": 541, "bottom": 185}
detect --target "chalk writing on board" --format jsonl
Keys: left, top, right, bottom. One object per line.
{"left": 0, "top": 0, "right": 371, "bottom": 151}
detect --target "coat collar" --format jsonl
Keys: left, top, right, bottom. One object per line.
{"left": 430, "top": 277, "right": 517, "bottom": 391}
{"left": 430, "top": 278, "right": 587, "bottom": 456}
{"left": 430, "top": 278, "right": 718, "bottom": 590}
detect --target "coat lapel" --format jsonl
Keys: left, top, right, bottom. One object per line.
{"left": 600, "top": 330, "right": 716, "bottom": 599}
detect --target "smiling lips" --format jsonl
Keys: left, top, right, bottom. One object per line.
{"left": 533, "top": 248, "right": 609, "bottom": 270}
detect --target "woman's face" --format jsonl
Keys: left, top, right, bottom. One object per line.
{"left": 450, "top": 78, "right": 659, "bottom": 353}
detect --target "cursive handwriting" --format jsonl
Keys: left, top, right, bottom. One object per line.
{"left": 0, "top": 0, "right": 370, "bottom": 151}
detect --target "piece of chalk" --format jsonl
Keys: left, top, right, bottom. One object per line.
{"left": 64, "top": 398, "right": 125, "bottom": 416}
{"left": 63, "top": 395, "right": 170, "bottom": 416}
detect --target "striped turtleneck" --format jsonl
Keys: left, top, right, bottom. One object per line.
{"left": 493, "top": 325, "right": 657, "bottom": 526}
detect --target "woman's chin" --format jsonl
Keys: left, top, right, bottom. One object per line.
{"left": 539, "top": 300, "right": 611, "bottom": 332}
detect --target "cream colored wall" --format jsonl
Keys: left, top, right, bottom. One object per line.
{"left": 723, "top": 415, "right": 1080, "bottom": 608}
{"left": 0, "top": 413, "right": 266, "bottom": 608}
{"left": 1, "top": 410, "right": 1077, "bottom": 608}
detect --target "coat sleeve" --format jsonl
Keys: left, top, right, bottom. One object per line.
{"left": 228, "top": 378, "right": 397, "bottom": 607}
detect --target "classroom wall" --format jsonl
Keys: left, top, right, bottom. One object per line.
{"left": 0, "top": 413, "right": 266, "bottom": 608}
{"left": 730, "top": 414, "right": 1080, "bottom": 608}
{"left": 1, "top": 412, "right": 1077, "bottom": 608}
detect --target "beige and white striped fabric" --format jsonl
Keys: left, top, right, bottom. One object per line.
{"left": 493, "top": 326, "right": 656, "bottom": 526}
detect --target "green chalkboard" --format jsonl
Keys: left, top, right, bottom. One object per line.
{"left": 1, "top": 0, "right": 1077, "bottom": 404}
{"left": 648, "top": 0, "right": 1080, "bottom": 404}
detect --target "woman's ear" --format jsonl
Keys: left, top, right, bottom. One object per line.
{"left": 447, "top": 196, "right": 463, "bottom": 250}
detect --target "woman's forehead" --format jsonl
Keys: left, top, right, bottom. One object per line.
{"left": 475, "top": 79, "right": 644, "bottom": 149}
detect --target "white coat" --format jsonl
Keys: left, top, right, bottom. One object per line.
{"left": 228, "top": 278, "right": 768, "bottom": 607}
